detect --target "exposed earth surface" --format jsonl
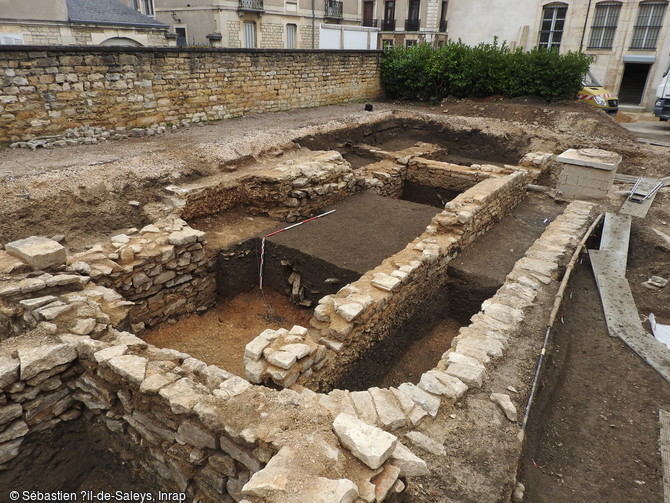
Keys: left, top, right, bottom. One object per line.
{"left": 1, "top": 98, "right": 670, "bottom": 503}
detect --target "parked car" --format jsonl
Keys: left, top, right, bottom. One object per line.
{"left": 653, "top": 65, "right": 670, "bottom": 121}
{"left": 578, "top": 72, "right": 619, "bottom": 115}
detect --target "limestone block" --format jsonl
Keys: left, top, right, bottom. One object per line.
{"left": 327, "top": 390, "right": 357, "bottom": 417}
{"left": 159, "top": 377, "right": 207, "bottom": 415}
{"left": 94, "top": 345, "right": 128, "bottom": 363}
{"left": 70, "top": 318, "right": 96, "bottom": 335}
{"left": 405, "top": 431, "right": 446, "bottom": 456}
{"left": 107, "top": 355, "right": 147, "bottom": 384}
{"left": 350, "top": 391, "right": 379, "bottom": 425}
{"left": 19, "top": 296, "right": 57, "bottom": 309}
{"left": 371, "top": 273, "right": 401, "bottom": 292}
{"left": 219, "top": 435, "right": 262, "bottom": 472}
{"left": 18, "top": 343, "right": 77, "bottom": 380}
{"left": 397, "top": 383, "right": 440, "bottom": 418}
{"left": 282, "top": 343, "right": 312, "bottom": 360}
{"left": 419, "top": 370, "right": 468, "bottom": 400}
{"left": 6, "top": 236, "right": 66, "bottom": 270}
{"left": 140, "top": 372, "right": 179, "bottom": 394}
{"left": 0, "top": 357, "right": 20, "bottom": 388}
{"left": 0, "top": 404, "right": 23, "bottom": 427}
{"left": 335, "top": 302, "right": 365, "bottom": 322}
{"left": 445, "top": 361, "right": 486, "bottom": 388}
{"left": 482, "top": 302, "right": 524, "bottom": 326}
{"left": 168, "top": 228, "right": 205, "bottom": 246}
{"left": 0, "top": 419, "right": 29, "bottom": 443}
{"left": 289, "top": 325, "right": 309, "bottom": 336}
{"left": 242, "top": 446, "right": 293, "bottom": 498}
{"left": 389, "top": 442, "right": 430, "bottom": 477}
{"left": 245, "top": 334, "right": 274, "bottom": 361}
{"left": 219, "top": 376, "right": 251, "bottom": 398}
{"left": 332, "top": 413, "right": 398, "bottom": 469}
{"left": 490, "top": 393, "right": 517, "bottom": 422}
{"left": 368, "top": 387, "right": 406, "bottom": 430}
{"left": 46, "top": 274, "right": 85, "bottom": 287}
{"left": 457, "top": 336, "right": 504, "bottom": 358}
{"left": 0, "top": 438, "right": 23, "bottom": 464}
{"left": 177, "top": 419, "right": 217, "bottom": 449}
{"left": 244, "top": 357, "right": 266, "bottom": 384}
{"left": 129, "top": 411, "right": 175, "bottom": 442}
{"left": 265, "top": 350, "right": 296, "bottom": 370}
{"left": 306, "top": 477, "right": 359, "bottom": 503}
{"left": 321, "top": 338, "right": 345, "bottom": 352}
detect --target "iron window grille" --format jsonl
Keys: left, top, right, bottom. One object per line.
{"left": 630, "top": 1, "right": 668, "bottom": 49}
{"left": 588, "top": 2, "right": 622, "bottom": 49}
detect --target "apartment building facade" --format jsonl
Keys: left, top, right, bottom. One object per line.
{"left": 372, "top": 0, "right": 448, "bottom": 48}
{"left": 0, "top": 0, "right": 172, "bottom": 47}
{"left": 121, "top": 0, "right": 371, "bottom": 49}
{"left": 446, "top": 0, "right": 670, "bottom": 110}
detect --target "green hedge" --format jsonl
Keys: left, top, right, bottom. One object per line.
{"left": 380, "top": 40, "right": 593, "bottom": 103}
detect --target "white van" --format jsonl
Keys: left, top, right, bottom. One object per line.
{"left": 653, "top": 65, "right": 670, "bottom": 121}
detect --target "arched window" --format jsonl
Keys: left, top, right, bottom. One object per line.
{"left": 99, "top": 37, "right": 143, "bottom": 47}
{"left": 538, "top": 3, "right": 568, "bottom": 50}
{"left": 630, "top": 1, "right": 668, "bottom": 49}
{"left": 588, "top": 2, "right": 622, "bottom": 49}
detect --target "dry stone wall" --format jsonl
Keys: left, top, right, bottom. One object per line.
{"left": 0, "top": 46, "right": 382, "bottom": 142}
{"left": 295, "top": 171, "right": 530, "bottom": 390}
{"left": 67, "top": 218, "right": 217, "bottom": 330}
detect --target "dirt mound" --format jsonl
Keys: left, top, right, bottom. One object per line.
{"left": 439, "top": 97, "right": 633, "bottom": 142}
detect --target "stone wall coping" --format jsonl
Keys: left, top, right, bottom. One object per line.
{"left": 0, "top": 45, "right": 383, "bottom": 56}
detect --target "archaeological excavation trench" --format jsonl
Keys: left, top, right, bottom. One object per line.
{"left": 0, "top": 112, "right": 598, "bottom": 503}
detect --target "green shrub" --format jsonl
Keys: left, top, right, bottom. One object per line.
{"left": 380, "top": 40, "right": 593, "bottom": 103}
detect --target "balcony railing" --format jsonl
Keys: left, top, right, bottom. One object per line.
{"left": 405, "top": 18, "right": 420, "bottom": 31}
{"left": 238, "top": 0, "right": 263, "bottom": 12}
{"left": 363, "top": 18, "right": 378, "bottom": 27}
{"left": 325, "top": 0, "right": 343, "bottom": 19}
{"left": 439, "top": 19, "right": 447, "bottom": 32}
{"left": 382, "top": 18, "right": 396, "bottom": 31}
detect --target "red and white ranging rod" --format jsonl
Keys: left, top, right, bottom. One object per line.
{"left": 258, "top": 209, "right": 336, "bottom": 289}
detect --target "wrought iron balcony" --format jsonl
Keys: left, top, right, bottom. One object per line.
{"left": 405, "top": 17, "right": 420, "bottom": 31}
{"left": 439, "top": 19, "right": 447, "bottom": 32}
{"left": 363, "top": 18, "right": 378, "bottom": 27}
{"left": 325, "top": 0, "right": 343, "bottom": 19}
{"left": 238, "top": 0, "right": 263, "bottom": 12}
{"left": 381, "top": 18, "right": 396, "bottom": 31}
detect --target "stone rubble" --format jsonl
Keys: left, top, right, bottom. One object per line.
{"left": 0, "top": 135, "right": 598, "bottom": 503}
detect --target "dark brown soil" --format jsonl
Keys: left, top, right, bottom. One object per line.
{"left": 268, "top": 192, "right": 439, "bottom": 275}
{"left": 0, "top": 420, "right": 157, "bottom": 499}
{"left": 519, "top": 220, "right": 670, "bottom": 503}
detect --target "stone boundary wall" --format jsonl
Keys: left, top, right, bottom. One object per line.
{"left": 0, "top": 46, "right": 383, "bottom": 142}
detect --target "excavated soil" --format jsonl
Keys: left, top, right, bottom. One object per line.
{"left": 0, "top": 420, "right": 158, "bottom": 497}
{"left": 143, "top": 289, "right": 312, "bottom": 377}
{"left": 2, "top": 99, "right": 670, "bottom": 502}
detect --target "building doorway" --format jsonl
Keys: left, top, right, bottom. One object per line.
{"left": 618, "top": 63, "right": 651, "bottom": 105}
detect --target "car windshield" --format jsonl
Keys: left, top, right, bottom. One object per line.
{"left": 582, "top": 71, "right": 601, "bottom": 87}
